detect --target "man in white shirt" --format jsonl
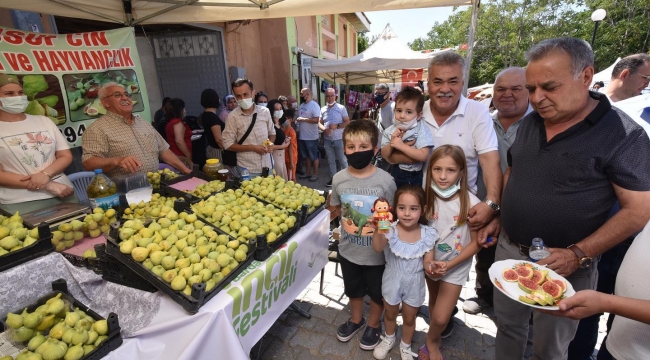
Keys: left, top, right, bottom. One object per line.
{"left": 602, "top": 53, "right": 650, "bottom": 102}
{"left": 297, "top": 88, "right": 321, "bottom": 182}
{"left": 392, "top": 50, "right": 501, "bottom": 338}
{"left": 320, "top": 88, "right": 350, "bottom": 186}
{"left": 222, "top": 78, "right": 276, "bottom": 176}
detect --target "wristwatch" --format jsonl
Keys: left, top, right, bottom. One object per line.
{"left": 568, "top": 244, "right": 592, "bottom": 268}
{"left": 483, "top": 198, "right": 500, "bottom": 214}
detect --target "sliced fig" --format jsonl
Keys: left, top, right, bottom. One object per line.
{"left": 515, "top": 266, "right": 534, "bottom": 279}
{"left": 502, "top": 268, "right": 519, "bottom": 282}
{"left": 541, "top": 281, "right": 562, "bottom": 299}
{"left": 518, "top": 277, "right": 540, "bottom": 294}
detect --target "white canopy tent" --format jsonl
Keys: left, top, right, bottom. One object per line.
{"left": 311, "top": 24, "right": 440, "bottom": 86}
{"left": 591, "top": 57, "right": 621, "bottom": 88}
{"left": 2, "top": 0, "right": 471, "bottom": 25}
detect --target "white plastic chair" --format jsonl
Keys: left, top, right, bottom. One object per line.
{"left": 67, "top": 171, "right": 95, "bottom": 206}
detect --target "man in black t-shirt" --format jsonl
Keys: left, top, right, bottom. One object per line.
{"left": 491, "top": 37, "right": 650, "bottom": 360}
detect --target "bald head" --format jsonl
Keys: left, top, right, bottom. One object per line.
{"left": 493, "top": 67, "right": 529, "bottom": 121}
{"left": 300, "top": 88, "right": 312, "bottom": 103}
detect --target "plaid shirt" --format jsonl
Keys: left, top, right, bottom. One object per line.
{"left": 222, "top": 105, "right": 276, "bottom": 174}
{"left": 81, "top": 111, "right": 169, "bottom": 178}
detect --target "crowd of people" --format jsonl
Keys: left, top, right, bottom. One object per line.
{"left": 327, "top": 37, "right": 650, "bottom": 360}
{"left": 0, "top": 35, "right": 649, "bottom": 360}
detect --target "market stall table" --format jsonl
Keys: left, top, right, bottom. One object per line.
{"left": 0, "top": 210, "right": 329, "bottom": 359}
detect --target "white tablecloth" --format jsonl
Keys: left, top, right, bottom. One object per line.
{"left": 105, "top": 210, "right": 330, "bottom": 359}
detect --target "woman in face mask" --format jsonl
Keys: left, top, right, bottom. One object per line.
{"left": 219, "top": 95, "right": 237, "bottom": 123}
{"left": 164, "top": 98, "right": 193, "bottom": 167}
{"left": 267, "top": 100, "right": 290, "bottom": 180}
{"left": 0, "top": 74, "right": 75, "bottom": 209}
{"left": 254, "top": 92, "right": 269, "bottom": 108}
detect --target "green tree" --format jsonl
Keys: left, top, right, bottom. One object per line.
{"left": 409, "top": 0, "right": 648, "bottom": 86}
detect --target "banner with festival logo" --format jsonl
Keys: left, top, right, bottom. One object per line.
{"left": 0, "top": 27, "right": 149, "bottom": 147}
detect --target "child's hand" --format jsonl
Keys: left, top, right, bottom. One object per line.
{"left": 390, "top": 135, "right": 405, "bottom": 150}
{"left": 429, "top": 261, "right": 447, "bottom": 276}
{"left": 391, "top": 128, "right": 404, "bottom": 139}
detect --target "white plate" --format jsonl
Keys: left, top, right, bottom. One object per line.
{"left": 488, "top": 259, "right": 575, "bottom": 310}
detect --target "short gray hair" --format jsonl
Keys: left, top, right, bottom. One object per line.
{"left": 98, "top": 82, "right": 124, "bottom": 99}
{"left": 428, "top": 51, "right": 465, "bottom": 70}
{"left": 525, "top": 37, "right": 594, "bottom": 79}
{"left": 494, "top": 67, "right": 526, "bottom": 83}
{"left": 374, "top": 83, "right": 389, "bottom": 91}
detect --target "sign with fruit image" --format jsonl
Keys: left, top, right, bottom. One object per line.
{"left": 489, "top": 259, "right": 575, "bottom": 310}
{"left": 0, "top": 26, "right": 150, "bottom": 147}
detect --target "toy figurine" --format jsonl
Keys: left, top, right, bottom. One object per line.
{"left": 371, "top": 197, "right": 393, "bottom": 234}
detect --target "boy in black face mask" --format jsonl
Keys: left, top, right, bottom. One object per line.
{"left": 328, "top": 119, "right": 397, "bottom": 351}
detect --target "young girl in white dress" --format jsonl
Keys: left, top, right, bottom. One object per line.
{"left": 420, "top": 145, "right": 482, "bottom": 360}
{"left": 372, "top": 185, "right": 439, "bottom": 360}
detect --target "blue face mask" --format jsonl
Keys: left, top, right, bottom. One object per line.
{"left": 431, "top": 178, "right": 461, "bottom": 198}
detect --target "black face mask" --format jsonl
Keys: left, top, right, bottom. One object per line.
{"left": 345, "top": 149, "right": 375, "bottom": 170}
{"left": 374, "top": 94, "right": 386, "bottom": 104}
{"left": 300, "top": 96, "right": 306, "bottom": 104}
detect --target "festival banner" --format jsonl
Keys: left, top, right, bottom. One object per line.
{"left": 0, "top": 27, "right": 150, "bottom": 147}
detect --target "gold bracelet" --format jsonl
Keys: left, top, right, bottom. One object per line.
{"left": 41, "top": 170, "right": 52, "bottom": 178}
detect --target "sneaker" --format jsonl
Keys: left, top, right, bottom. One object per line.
{"left": 326, "top": 178, "right": 332, "bottom": 187}
{"left": 309, "top": 175, "right": 318, "bottom": 182}
{"left": 462, "top": 297, "right": 492, "bottom": 315}
{"left": 298, "top": 173, "right": 310, "bottom": 179}
{"left": 372, "top": 335, "right": 395, "bottom": 359}
{"left": 336, "top": 318, "right": 366, "bottom": 342}
{"left": 400, "top": 345, "right": 418, "bottom": 360}
{"left": 360, "top": 325, "right": 382, "bottom": 350}
{"left": 441, "top": 318, "right": 454, "bottom": 339}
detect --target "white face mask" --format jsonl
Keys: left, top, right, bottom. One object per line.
{"left": 396, "top": 118, "right": 418, "bottom": 130}
{"left": 327, "top": 101, "right": 336, "bottom": 106}
{"left": 238, "top": 98, "right": 254, "bottom": 110}
{"left": 291, "top": 102, "right": 298, "bottom": 109}
{"left": 0, "top": 95, "right": 28, "bottom": 114}
{"left": 258, "top": 102, "right": 268, "bottom": 107}
{"left": 273, "top": 110, "right": 284, "bottom": 119}
{"left": 431, "top": 176, "right": 462, "bottom": 199}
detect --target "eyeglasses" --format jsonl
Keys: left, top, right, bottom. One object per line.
{"left": 637, "top": 73, "right": 650, "bottom": 82}
{"left": 105, "top": 92, "right": 132, "bottom": 99}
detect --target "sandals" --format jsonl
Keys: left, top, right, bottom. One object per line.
{"left": 418, "top": 345, "right": 444, "bottom": 360}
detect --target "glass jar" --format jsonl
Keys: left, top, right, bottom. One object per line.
{"left": 217, "top": 169, "right": 229, "bottom": 182}
{"left": 203, "top": 159, "right": 223, "bottom": 179}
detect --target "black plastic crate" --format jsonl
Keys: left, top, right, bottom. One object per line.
{"left": 0, "top": 222, "right": 54, "bottom": 273}
{"left": 0, "top": 278, "right": 122, "bottom": 359}
{"left": 94, "top": 244, "right": 158, "bottom": 293}
{"left": 105, "top": 222, "right": 255, "bottom": 314}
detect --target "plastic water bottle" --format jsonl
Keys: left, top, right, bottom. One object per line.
{"left": 86, "top": 169, "right": 119, "bottom": 210}
{"left": 529, "top": 238, "right": 551, "bottom": 262}
{"left": 240, "top": 167, "right": 251, "bottom": 181}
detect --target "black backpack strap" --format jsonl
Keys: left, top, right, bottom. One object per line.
{"left": 237, "top": 113, "right": 257, "bottom": 145}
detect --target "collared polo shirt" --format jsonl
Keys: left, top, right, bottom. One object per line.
{"left": 422, "top": 96, "right": 498, "bottom": 191}
{"left": 222, "top": 105, "right": 275, "bottom": 174}
{"left": 81, "top": 111, "right": 169, "bottom": 178}
{"left": 501, "top": 92, "right": 650, "bottom": 248}
{"left": 476, "top": 104, "right": 533, "bottom": 199}
{"left": 321, "top": 103, "right": 348, "bottom": 141}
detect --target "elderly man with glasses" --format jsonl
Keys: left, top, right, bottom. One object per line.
{"left": 81, "top": 82, "right": 191, "bottom": 178}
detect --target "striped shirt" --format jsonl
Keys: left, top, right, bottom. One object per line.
{"left": 81, "top": 111, "right": 169, "bottom": 178}
{"left": 222, "top": 105, "right": 276, "bottom": 174}
{"left": 321, "top": 103, "right": 348, "bottom": 141}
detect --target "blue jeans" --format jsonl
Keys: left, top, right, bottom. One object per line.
{"left": 323, "top": 139, "right": 347, "bottom": 177}
{"left": 391, "top": 167, "right": 423, "bottom": 189}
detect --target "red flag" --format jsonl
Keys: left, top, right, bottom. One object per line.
{"left": 401, "top": 69, "right": 423, "bottom": 87}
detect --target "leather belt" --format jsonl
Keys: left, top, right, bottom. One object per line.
{"left": 505, "top": 236, "right": 530, "bottom": 258}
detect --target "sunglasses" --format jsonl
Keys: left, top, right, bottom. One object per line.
{"left": 105, "top": 92, "right": 132, "bottom": 99}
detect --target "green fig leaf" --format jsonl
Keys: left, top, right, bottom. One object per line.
{"left": 37, "top": 95, "right": 59, "bottom": 107}
{"left": 22, "top": 75, "right": 48, "bottom": 100}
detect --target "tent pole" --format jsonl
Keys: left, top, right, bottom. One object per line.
{"left": 464, "top": 0, "right": 480, "bottom": 95}
{"left": 123, "top": 0, "right": 133, "bottom": 26}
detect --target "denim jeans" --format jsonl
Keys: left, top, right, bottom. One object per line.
{"left": 390, "top": 167, "right": 423, "bottom": 189}
{"left": 323, "top": 139, "right": 347, "bottom": 177}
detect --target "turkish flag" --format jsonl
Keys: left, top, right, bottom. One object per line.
{"left": 401, "top": 69, "right": 423, "bottom": 87}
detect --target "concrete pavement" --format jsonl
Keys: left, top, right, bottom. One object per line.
{"left": 252, "top": 155, "right": 607, "bottom": 359}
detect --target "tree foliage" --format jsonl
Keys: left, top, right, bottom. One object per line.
{"left": 410, "top": 0, "right": 649, "bottom": 86}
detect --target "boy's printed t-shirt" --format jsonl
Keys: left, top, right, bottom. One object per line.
{"left": 330, "top": 168, "right": 397, "bottom": 266}
{"left": 380, "top": 120, "right": 434, "bottom": 172}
